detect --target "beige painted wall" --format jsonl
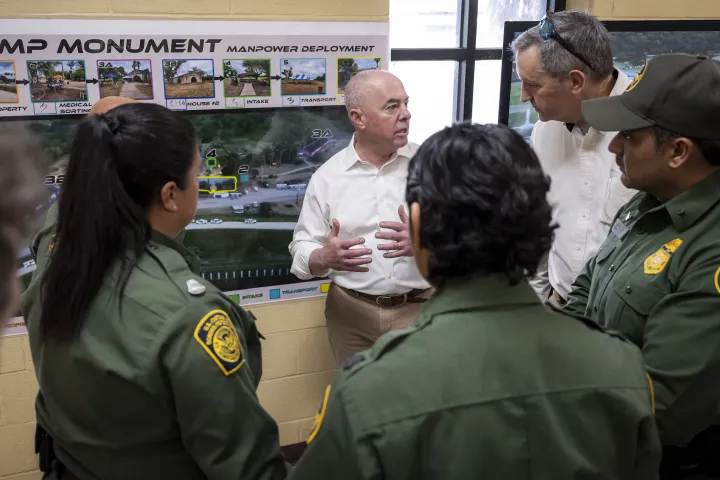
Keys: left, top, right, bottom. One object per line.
{"left": 568, "top": 0, "right": 720, "bottom": 18}
{"left": 0, "top": 0, "right": 388, "bottom": 478}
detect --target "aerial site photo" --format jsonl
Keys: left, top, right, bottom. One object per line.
{"left": 6, "top": 105, "right": 354, "bottom": 318}
{"left": 507, "top": 30, "right": 720, "bottom": 142}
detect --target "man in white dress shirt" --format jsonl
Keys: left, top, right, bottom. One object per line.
{"left": 289, "top": 70, "right": 432, "bottom": 364}
{"left": 511, "top": 11, "right": 637, "bottom": 306}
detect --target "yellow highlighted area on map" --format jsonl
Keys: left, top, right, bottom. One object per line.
{"left": 199, "top": 176, "right": 238, "bottom": 194}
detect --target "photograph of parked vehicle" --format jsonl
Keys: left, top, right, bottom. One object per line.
{"left": 27, "top": 60, "right": 88, "bottom": 103}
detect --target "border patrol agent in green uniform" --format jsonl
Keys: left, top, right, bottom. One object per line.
{"left": 20, "top": 103, "right": 289, "bottom": 480}
{"left": 288, "top": 123, "right": 661, "bottom": 480}
{"left": 565, "top": 53, "right": 720, "bottom": 479}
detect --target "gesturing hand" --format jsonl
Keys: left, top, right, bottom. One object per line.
{"left": 376, "top": 205, "right": 413, "bottom": 258}
{"left": 316, "top": 218, "right": 373, "bottom": 273}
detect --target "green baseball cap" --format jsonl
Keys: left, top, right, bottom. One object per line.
{"left": 581, "top": 53, "right": 720, "bottom": 140}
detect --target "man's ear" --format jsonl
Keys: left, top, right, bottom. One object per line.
{"left": 667, "top": 137, "right": 693, "bottom": 170}
{"left": 568, "top": 69, "right": 586, "bottom": 94}
{"left": 348, "top": 108, "right": 365, "bottom": 130}
{"left": 159, "top": 181, "right": 179, "bottom": 213}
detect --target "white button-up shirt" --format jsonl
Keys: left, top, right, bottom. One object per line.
{"left": 530, "top": 70, "right": 637, "bottom": 300}
{"left": 289, "top": 136, "right": 430, "bottom": 295}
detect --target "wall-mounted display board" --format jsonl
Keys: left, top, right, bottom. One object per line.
{"left": 497, "top": 20, "right": 720, "bottom": 142}
{"left": 0, "top": 19, "right": 388, "bottom": 337}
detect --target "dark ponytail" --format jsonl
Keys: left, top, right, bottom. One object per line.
{"left": 39, "top": 103, "right": 198, "bottom": 341}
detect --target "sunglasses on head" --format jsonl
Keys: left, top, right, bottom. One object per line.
{"left": 538, "top": 12, "right": 594, "bottom": 71}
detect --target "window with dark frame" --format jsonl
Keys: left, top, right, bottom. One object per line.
{"left": 390, "top": 0, "right": 566, "bottom": 123}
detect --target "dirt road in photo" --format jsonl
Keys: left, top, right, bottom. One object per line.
{"left": 0, "top": 89, "right": 18, "bottom": 102}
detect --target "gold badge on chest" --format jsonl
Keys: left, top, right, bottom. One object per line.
{"left": 644, "top": 238, "right": 683, "bottom": 275}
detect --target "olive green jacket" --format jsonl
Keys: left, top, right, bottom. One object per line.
{"left": 289, "top": 276, "right": 661, "bottom": 480}
{"left": 21, "top": 205, "right": 288, "bottom": 480}
{"left": 566, "top": 169, "right": 720, "bottom": 448}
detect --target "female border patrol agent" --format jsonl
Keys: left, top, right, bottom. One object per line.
{"left": 20, "top": 102, "right": 289, "bottom": 479}
{"left": 288, "top": 123, "right": 662, "bottom": 479}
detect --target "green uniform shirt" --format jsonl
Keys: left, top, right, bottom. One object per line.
{"left": 565, "top": 169, "right": 720, "bottom": 448}
{"left": 288, "top": 276, "right": 661, "bottom": 480}
{"left": 20, "top": 205, "right": 288, "bottom": 480}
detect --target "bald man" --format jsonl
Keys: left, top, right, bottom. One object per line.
{"left": 289, "top": 70, "right": 432, "bottom": 364}
{"left": 90, "top": 96, "right": 138, "bottom": 114}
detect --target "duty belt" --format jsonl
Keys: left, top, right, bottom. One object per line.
{"left": 36, "top": 424, "right": 80, "bottom": 480}
{"left": 341, "top": 286, "right": 429, "bottom": 308}
{"left": 661, "top": 426, "right": 720, "bottom": 479}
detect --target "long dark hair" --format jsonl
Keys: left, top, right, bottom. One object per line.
{"left": 40, "top": 103, "right": 198, "bottom": 341}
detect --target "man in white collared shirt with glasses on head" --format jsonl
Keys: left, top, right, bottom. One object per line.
{"left": 289, "top": 70, "right": 432, "bottom": 364}
{"left": 511, "top": 11, "right": 637, "bottom": 306}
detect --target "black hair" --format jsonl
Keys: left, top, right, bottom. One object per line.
{"left": 40, "top": 103, "right": 198, "bottom": 341}
{"left": 0, "top": 128, "right": 47, "bottom": 314}
{"left": 406, "top": 122, "right": 556, "bottom": 287}
{"left": 652, "top": 126, "right": 720, "bottom": 167}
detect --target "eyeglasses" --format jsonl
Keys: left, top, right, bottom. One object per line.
{"left": 538, "top": 12, "right": 594, "bottom": 71}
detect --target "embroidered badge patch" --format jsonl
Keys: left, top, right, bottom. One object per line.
{"left": 307, "top": 385, "right": 332, "bottom": 444}
{"left": 48, "top": 233, "right": 58, "bottom": 252}
{"left": 644, "top": 238, "right": 683, "bottom": 275}
{"left": 626, "top": 62, "right": 647, "bottom": 92}
{"left": 194, "top": 310, "right": 245, "bottom": 376}
{"left": 714, "top": 266, "right": 720, "bottom": 295}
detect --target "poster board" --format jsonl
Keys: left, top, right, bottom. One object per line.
{"left": 0, "top": 19, "right": 389, "bottom": 337}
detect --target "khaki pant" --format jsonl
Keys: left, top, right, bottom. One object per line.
{"left": 324, "top": 283, "right": 433, "bottom": 365}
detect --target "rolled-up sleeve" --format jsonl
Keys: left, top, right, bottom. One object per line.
{"left": 289, "top": 179, "right": 330, "bottom": 280}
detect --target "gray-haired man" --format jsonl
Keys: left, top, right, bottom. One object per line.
{"left": 511, "top": 11, "right": 636, "bottom": 306}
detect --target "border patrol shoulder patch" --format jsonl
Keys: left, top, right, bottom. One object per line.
{"left": 307, "top": 385, "right": 332, "bottom": 444}
{"left": 194, "top": 310, "right": 245, "bottom": 376}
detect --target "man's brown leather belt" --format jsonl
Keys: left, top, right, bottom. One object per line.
{"left": 340, "top": 286, "right": 429, "bottom": 308}
{"left": 552, "top": 289, "right": 567, "bottom": 306}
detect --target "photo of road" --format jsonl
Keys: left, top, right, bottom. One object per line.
{"left": 0, "top": 61, "right": 18, "bottom": 103}
{"left": 8, "top": 106, "right": 355, "bottom": 308}
{"left": 98, "top": 59, "right": 154, "bottom": 100}
{"left": 506, "top": 30, "right": 720, "bottom": 141}
{"left": 27, "top": 60, "right": 87, "bottom": 102}
{"left": 223, "top": 59, "right": 271, "bottom": 97}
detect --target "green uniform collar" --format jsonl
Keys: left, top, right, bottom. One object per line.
{"left": 416, "top": 275, "right": 541, "bottom": 327}
{"left": 148, "top": 229, "right": 201, "bottom": 274}
{"left": 657, "top": 168, "right": 720, "bottom": 232}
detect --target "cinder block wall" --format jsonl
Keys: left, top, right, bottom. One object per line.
{"left": 0, "top": 2, "right": 387, "bottom": 479}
